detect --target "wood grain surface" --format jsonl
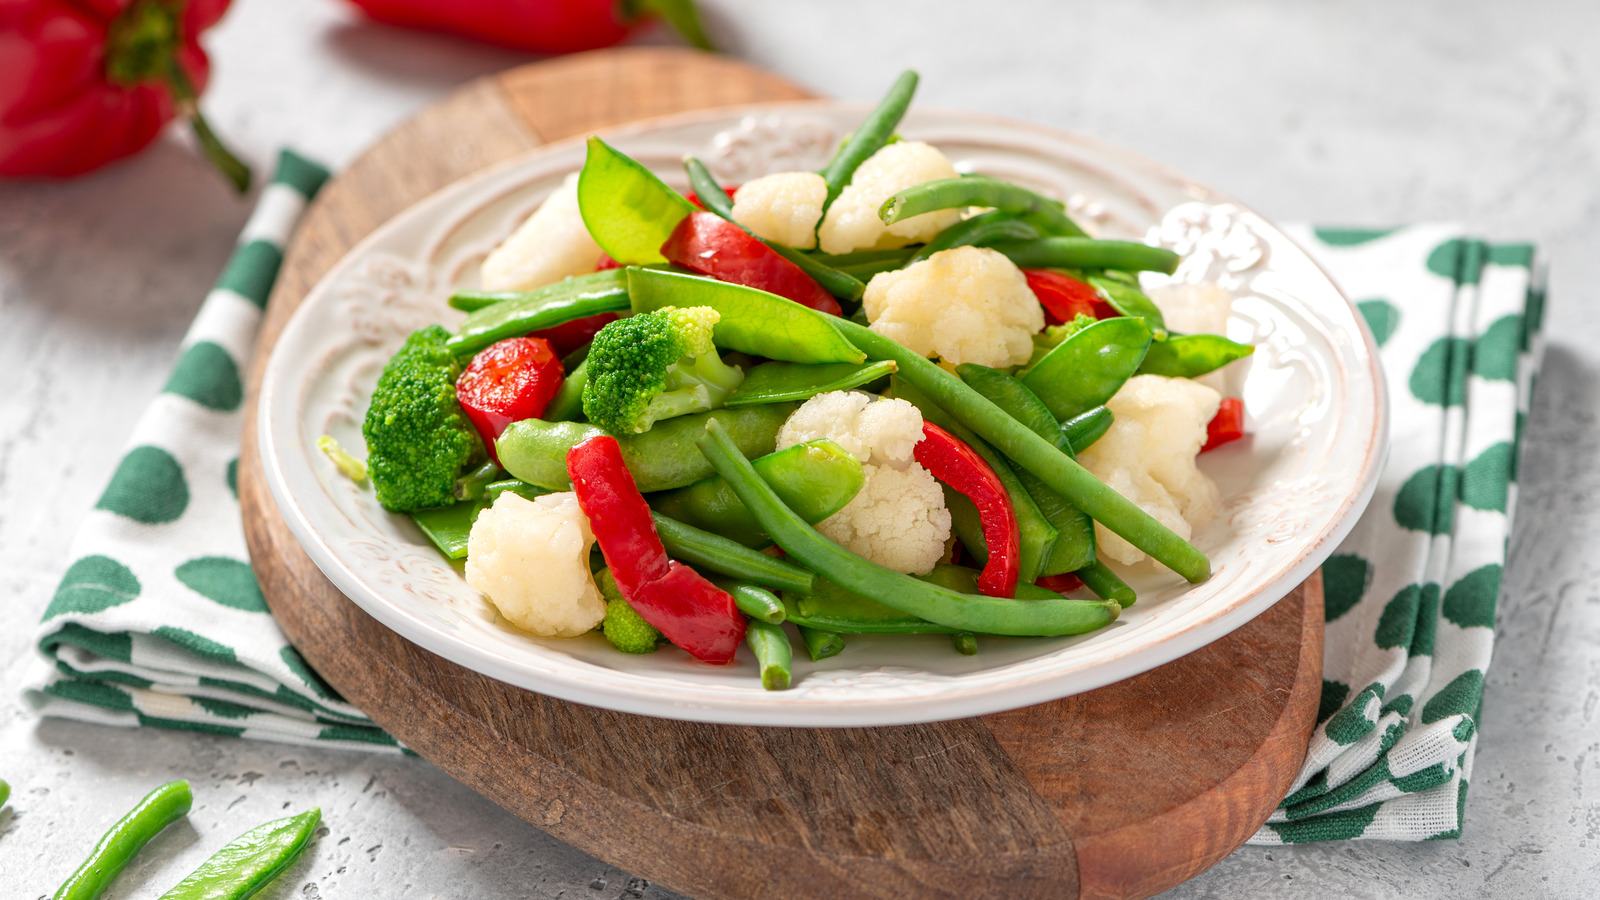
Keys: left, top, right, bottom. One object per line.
{"left": 238, "top": 47, "right": 1323, "bottom": 900}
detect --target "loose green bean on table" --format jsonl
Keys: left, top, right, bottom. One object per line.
{"left": 54, "top": 780, "right": 193, "bottom": 900}
{"left": 157, "top": 808, "right": 321, "bottom": 900}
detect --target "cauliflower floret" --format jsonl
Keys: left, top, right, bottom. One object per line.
{"left": 465, "top": 491, "right": 605, "bottom": 637}
{"left": 777, "top": 391, "right": 950, "bottom": 574}
{"left": 1078, "top": 375, "right": 1222, "bottom": 566}
{"left": 817, "top": 141, "right": 963, "bottom": 254}
{"left": 863, "top": 246, "right": 1044, "bottom": 367}
{"left": 731, "top": 171, "right": 827, "bottom": 250}
{"left": 480, "top": 172, "right": 601, "bottom": 292}
{"left": 1148, "top": 282, "right": 1237, "bottom": 391}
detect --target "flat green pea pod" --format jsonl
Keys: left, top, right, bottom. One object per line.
{"left": 782, "top": 565, "right": 1074, "bottom": 634}
{"left": 497, "top": 403, "right": 795, "bottom": 492}
{"left": 819, "top": 70, "right": 919, "bottom": 213}
{"left": 955, "top": 364, "right": 1065, "bottom": 451}
{"left": 1086, "top": 272, "right": 1169, "bottom": 339}
{"left": 157, "top": 808, "right": 321, "bottom": 900}
{"left": 650, "top": 440, "right": 864, "bottom": 547}
{"left": 989, "top": 238, "right": 1180, "bottom": 276}
{"left": 880, "top": 175, "right": 1084, "bottom": 239}
{"left": 578, "top": 137, "right": 696, "bottom": 264}
{"left": 724, "top": 360, "right": 896, "bottom": 407}
{"left": 797, "top": 625, "right": 845, "bottom": 661}
{"left": 446, "top": 269, "right": 630, "bottom": 356}
{"left": 628, "top": 267, "right": 864, "bottom": 365}
{"left": 1138, "top": 332, "right": 1255, "bottom": 378}
{"left": 1060, "top": 406, "right": 1113, "bottom": 453}
{"left": 543, "top": 357, "right": 587, "bottom": 422}
{"left": 1021, "top": 316, "right": 1153, "bottom": 423}
{"left": 0, "top": 777, "right": 9, "bottom": 808}
{"left": 909, "top": 210, "right": 1040, "bottom": 265}
{"left": 55, "top": 781, "right": 193, "bottom": 900}
{"left": 410, "top": 480, "right": 549, "bottom": 560}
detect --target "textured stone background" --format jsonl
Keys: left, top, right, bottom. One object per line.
{"left": 2, "top": 0, "right": 1596, "bottom": 896}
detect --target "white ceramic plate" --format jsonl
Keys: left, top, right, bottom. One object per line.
{"left": 259, "top": 103, "right": 1386, "bottom": 727}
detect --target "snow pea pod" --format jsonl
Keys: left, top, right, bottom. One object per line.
{"left": 909, "top": 210, "right": 1041, "bottom": 265}
{"left": 446, "top": 269, "right": 630, "bottom": 356}
{"left": 1077, "top": 558, "right": 1137, "bottom": 608}
{"left": 54, "top": 780, "right": 192, "bottom": 900}
{"left": 497, "top": 403, "right": 795, "bottom": 492}
{"left": 544, "top": 356, "right": 587, "bottom": 421}
{"left": 797, "top": 626, "right": 845, "bottom": 661}
{"left": 1138, "top": 333, "right": 1255, "bottom": 378}
{"left": 578, "top": 136, "right": 696, "bottom": 264}
{"left": 723, "top": 359, "right": 896, "bottom": 407}
{"left": 652, "top": 513, "right": 814, "bottom": 595}
{"left": 990, "top": 237, "right": 1180, "bottom": 275}
{"left": 819, "top": 69, "right": 919, "bottom": 213}
{"left": 1086, "top": 272, "right": 1168, "bottom": 339}
{"left": 649, "top": 440, "right": 865, "bottom": 547}
{"left": 157, "top": 808, "right": 320, "bottom": 900}
{"left": 781, "top": 565, "right": 1079, "bottom": 634}
{"left": 880, "top": 175, "right": 1085, "bottom": 238}
{"left": 410, "top": 480, "right": 549, "bottom": 560}
{"left": 1021, "top": 316, "right": 1153, "bottom": 423}
{"left": 0, "top": 778, "right": 8, "bottom": 808}
{"left": 744, "top": 619, "right": 793, "bottom": 690}
{"left": 628, "top": 267, "right": 864, "bottom": 364}
{"left": 1060, "top": 406, "right": 1113, "bottom": 453}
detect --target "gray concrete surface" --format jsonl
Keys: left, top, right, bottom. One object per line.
{"left": 2, "top": 0, "right": 1597, "bottom": 896}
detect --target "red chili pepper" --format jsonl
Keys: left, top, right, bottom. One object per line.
{"left": 529, "top": 313, "right": 619, "bottom": 357}
{"left": 343, "top": 0, "right": 712, "bottom": 55}
{"left": 1024, "top": 269, "right": 1117, "bottom": 325}
{"left": 913, "top": 422, "right": 1020, "bottom": 598}
{"left": 1034, "top": 572, "right": 1084, "bottom": 594}
{"left": 1202, "top": 397, "right": 1246, "bottom": 452}
{"left": 567, "top": 436, "right": 744, "bottom": 663}
{"left": 455, "top": 337, "right": 564, "bottom": 462}
{"left": 660, "top": 211, "right": 843, "bottom": 317}
{"left": 595, "top": 253, "right": 623, "bottom": 271}
{"left": 0, "top": 0, "right": 250, "bottom": 189}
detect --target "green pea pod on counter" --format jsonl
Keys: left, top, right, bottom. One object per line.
{"left": 497, "top": 403, "right": 796, "bottom": 492}
{"left": 628, "top": 268, "right": 865, "bottom": 365}
{"left": 989, "top": 238, "right": 1180, "bottom": 277}
{"left": 1086, "top": 272, "right": 1169, "bottom": 339}
{"left": 649, "top": 439, "right": 864, "bottom": 547}
{"left": 880, "top": 175, "right": 1084, "bottom": 239}
{"left": 723, "top": 360, "right": 897, "bottom": 407}
{"left": 54, "top": 781, "right": 193, "bottom": 900}
{"left": 1137, "top": 332, "right": 1255, "bottom": 378}
{"left": 1060, "top": 406, "right": 1114, "bottom": 454}
{"left": 909, "top": 210, "right": 1041, "bottom": 265}
{"left": 157, "top": 808, "right": 321, "bottom": 900}
{"left": 819, "top": 69, "right": 919, "bottom": 213}
{"left": 578, "top": 136, "right": 697, "bottom": 264}
{"left": 781, "top": 564, "right": 1077, "bottom": 634}
{"left": 1020, "top": 316, "right": 1153, "bottom": 423}
{"left": 446, "top": 269, "right": 631, "bottom": 356}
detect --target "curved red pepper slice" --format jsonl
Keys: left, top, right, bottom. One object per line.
{"left": 1202, "top": 397, "right": 1246, "bottom": 452}
{"left": 1034, "top": 572, "right": 1084, "bottom": 594}
{"left": 1024, "top": 269, "right": 1117, "bottom": 325}
{"left": 913, "top": 422, "right": 1020, "bottom": 598}
{"left": 567, "top": 435, "right": 744, "bottom": 662}
{"left": 661, "top": 211, "right": 843, "bottom": 317}
{"left": 456, "top": 337, "right": 564, "bottom": 462}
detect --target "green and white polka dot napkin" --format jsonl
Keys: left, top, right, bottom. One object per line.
{"left": 24, "top": 151, "right": 405, "bottom": 754}
{"left": 1246, "top": 225, "right": 1544, "bottom": 843}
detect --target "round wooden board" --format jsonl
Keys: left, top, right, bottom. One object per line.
{"left": 239, "top": 48, "right": 1323, "bottom": 900}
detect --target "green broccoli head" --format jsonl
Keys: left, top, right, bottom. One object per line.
{"left": 596, "top": 568, "right": 662, "bottom": 654}
{"left": 581, "top": 306, "right": 745, "bottom": 435}
{"left": 362, "top": 325, "right": 483, "bottom": 512}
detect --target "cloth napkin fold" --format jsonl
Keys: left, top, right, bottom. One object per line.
{"left": 24, "top": 151, "right": 404, "bottom": 754}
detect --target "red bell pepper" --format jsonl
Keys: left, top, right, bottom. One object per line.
{"left": 1034, "top": 572, "right": 1084, "bottom": 594}
{"left": 455, "top": 337, "right": 564, "bottom": 462}
{"left": 528, "top": 313, "right": 619, "bottom": 358}
{"left": 1201, "top": 397, "right": 1246, "bottom": 452}
{"left": 567, "top": 435, "right": 745, "bottom": 663}
{"left": 661, "top": 211, "right": 843, "bottom": 317}
{"left": 343, "top": 0, "right": 712, "bottom": 55}
{"left": 1024, "top": 269, "right": 1117, "bottom": 325}
{"left": 913, "top": 422, "right": 1019, "bottom": 598}
{"left": 1, "top": 0, "right": 250, "bottom": 189}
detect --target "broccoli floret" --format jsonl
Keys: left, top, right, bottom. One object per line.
{"left": 596, "top": 568, "right": 662, "bottom": 654}
{"left": 362, "top": 325, "right": 483, "bottom": 512}
{"left": 581, "top": 306, "right": 745, "bottom": 435}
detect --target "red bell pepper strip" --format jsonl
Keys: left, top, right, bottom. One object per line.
{"left": 455, "top": 337, "right": 564, "bottom": 462}
{"left": 567, "top": 435, "right": 745, "bottom": 662}
{"left": 1201, "top": 397, "right": 1246, "bottom": 452}
{"left": 1034, "top": 572, "right": 1084, "bottom": 594}
{"left": 1, "top": 0, "right": 250, "bottom": 189}
{"left": 343, "top": 0, "right": 712, "bottom": 55}
{"left": 528, "top": 313, "right": 619, "bottom": 357}
{"left": 661, "top": 211, "right": 843, "bottom": 317}
{"left": 684, "top": 185, "right": 737, "bottom": 210}
{"left": 1024, "top": 269, "right": 1117, "bottom": 325}
{"left": 913, "top": 422, "right": 1020, "bottom": 598}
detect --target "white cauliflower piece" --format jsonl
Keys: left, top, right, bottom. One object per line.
{"left": 731, "top": 171, "right": 827, "bottom": 250}
{"left": 817, "top": 141, "right": 963, "bottom": 254}
{"left": 863, "top": 246, "right": 1044, "bottom": 368}
{"left": 465, "top": 491, "right": 605, "bottom": 637}
{"left": 777, "top": 391, "right": 950, "bottom": 574}
{"left": 1078, "top": 375, "right": 1222, "bottom": 566}
{"left": 480, "top": 172, "right": 601, "bottom": 292}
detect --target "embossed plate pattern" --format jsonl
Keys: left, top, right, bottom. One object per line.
{"left": 258, "top": 105, "right": 1386, "bottom": 726}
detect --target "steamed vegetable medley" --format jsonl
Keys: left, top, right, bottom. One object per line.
{"left": 349, "top": 70, "right": 1256, "bottom": 689}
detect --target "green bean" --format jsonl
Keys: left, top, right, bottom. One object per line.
{"left": 698, "top": 420, "right": 1121, "bottom": 634}
{"left": 0, "top": 778, "right": 9, "bottom": 808}
{"left": 724, "top": 360, "right": 897, "bottom": 407}
{"left": 744, "top": 619, "right": 793, "bottom": 690}
{"left": 453, "top": 461, "right": 500, "bottom": 501}
{"left": 544, "top": 356, "right": 587, "bottom": 422}
{"left": 1060, "top": 406, "right": 1114, "bottom": 453}
{"left": 652, "top": 512, "right": 814, "bottom": 594}
{"left": 781, "top": 565, "right": 1068, "bottom": 633}
{"left": 955, "top": 363, "right": 1067, "bottom": 451}
{"left": 819, "top": 70, "right": 919, "bottom": 213}
{"left": 1014, "top": 470, "right": 1096, "bottom": 574}
{"left": 449, "top": 293, "right": 500, "bottom": 312}
{"left": 909, "top": 210, "right": 1041, "bottom": 265}
{"left": 446, "top": 270, "right": 630, "bottom": 356}
{"left": 1020, "top": 316, "right": 1153, "bottom": 422}
{"left": 1138, "top": 333, "right": 1255, "bottom": 378}
{"left": 809, "top": 247, "right": 919, "bottom": 269}
{"left": 880, "top": 175, "right": 1084, "bottom": 238}
{"left": 54, "top": 780, "right": 193, "bottom": 900}
{"left": 951, "top": 632, "right": 979, "bottom": 655}
{"left": 989, "top": 237, "right": 1180, "bottom": 275}
{"left": 1077, "top": 559, "right": 1137, "bottom": 608}
{"left": 709, "top": 579, "right": 787, "bottom": 624}
{"left": 629, "top": 268, "right": 865, "bottom": 364}
{"left": 1086, "top": 271, "right": 1168, "bottom": 338}
{"left": 649, "top": 440, "right": 864, "bottom": 547}
{"left": 157, "top": 808, "right": 321, "bottom": 900}
{"left": 798, "top": 625, "right": 845, "bottom": 661}
{"left": 832, "top": 318, "right": 1209, "bottom": 582}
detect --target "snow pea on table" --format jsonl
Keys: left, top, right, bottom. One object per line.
{"left": 1021, "top": 316, "right": 1153, "bottom": 422}
{"left": 54, "top": 781, "right": 192, "bottom": 900}
{"left": 157, "top": 808, "right": 320, "bottom": 900}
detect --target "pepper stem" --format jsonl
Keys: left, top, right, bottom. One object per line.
{"left": 165, "top": 60, "right": 251, "bottom": 193}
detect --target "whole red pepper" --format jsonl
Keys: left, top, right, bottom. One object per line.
{"left": 1201, "top": 397, "right": 1246, "bottom": 452}
{"left": 913, "top": 422, "right": 1020, "bottom": 599}
{"left": 0, "top": 0, "right": 249, "bottom": 189}
{"left": 455, "top": 336, "right": 565, "bottom": 462}
{"left": 1024, "top": 269, "right": 1117, "bottom": 325}
{"left": 661, "top": 211, "right": 843, "bottom": 317}
{"left": 344, "top": 0, "right": 712, "bottom": 55}
{"left": 567, "top": 435, "right": 744, "bottom": 663}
